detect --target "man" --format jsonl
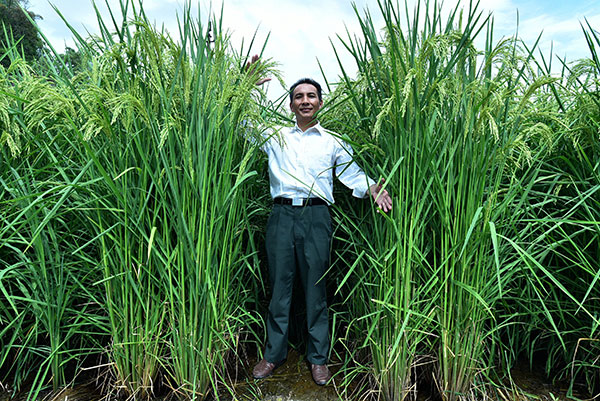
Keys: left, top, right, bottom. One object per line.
{"left": 249, "top": 67, "right": 392, "bottom": 386}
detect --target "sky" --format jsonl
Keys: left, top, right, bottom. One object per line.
{"left": 25, "top": 0, "right": 600, "bottom": 102}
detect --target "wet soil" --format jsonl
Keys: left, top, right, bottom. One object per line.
{"left": 0, "top": 352, "right": 592, "bottom": 400}
{"left": 504, "top": 361, "right": 589, "bottom": 401}
{"left": 0, "top": 384, "right": 101, "bottom": 401}
{"left": 0, "top": 350, "right": 340, "bottom": 401}
{"left": 225, "top": 349, "right": 341, "bottom": 401}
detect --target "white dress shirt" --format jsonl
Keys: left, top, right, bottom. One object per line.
{"left": 258, "top": 122, "right": 375, "bottom": 204}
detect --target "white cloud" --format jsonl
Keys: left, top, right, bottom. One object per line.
{"left": 510, "top": 10, "right": 600, "bottom": 62}
{"left": 216, "top": 0, "right": 386, "bottom": 100}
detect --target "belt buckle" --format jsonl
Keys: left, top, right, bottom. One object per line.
{"left": 292, "top": 198, "right": 303, "bottom": 206}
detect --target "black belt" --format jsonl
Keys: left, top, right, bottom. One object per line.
{"left": 274, "top": 197, "right": 328, "bottom": 207}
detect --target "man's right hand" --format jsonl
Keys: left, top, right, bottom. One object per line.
{"left": 370, "top": 179, "right": 393, "bottom": 213}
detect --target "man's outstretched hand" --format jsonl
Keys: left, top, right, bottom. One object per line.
{"left": 370, "top": 179, "right": 392, "bottom": 213}
{"left": 245, "top": 54, "right": 271, "bottom": 86}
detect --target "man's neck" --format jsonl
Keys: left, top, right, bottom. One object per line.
{"left": 297, "top": 119, "right": 318, "bottom": 132}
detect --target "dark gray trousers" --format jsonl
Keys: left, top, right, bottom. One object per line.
{"left": 264, "top": 204, "right": 332, "bottom": 365}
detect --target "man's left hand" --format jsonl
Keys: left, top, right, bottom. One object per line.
{"left": 245, "top": 54, "right": 271, "bottom": 86}
{"left": 370, "top": 179, "right": 392, "bottom": 213}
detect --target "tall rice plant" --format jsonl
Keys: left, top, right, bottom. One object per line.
{"left": 2, "top": 1, "right": 273, "bottom": 399}
{"left": 323, "top": 0, "right": 571, "bottom": 399}
{"left": 65, "top": 5, "right": 270, "bottom": 398}
{"left": 0, "top": 57, "right": 106, "bottom": 398}
{"left": 495, "top": 20, "right": 600, "bottom": 397}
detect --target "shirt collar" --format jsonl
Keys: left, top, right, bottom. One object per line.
{"left": 293, "top": 122, "right": 325, "bottom": 135}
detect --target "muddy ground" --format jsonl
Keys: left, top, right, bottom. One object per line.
{"left": 1, "top": 348, "right": 587, "bottom": 401}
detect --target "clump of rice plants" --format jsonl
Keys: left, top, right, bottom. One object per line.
{"left": 323, "top": 0, "right": 599, "bottom": 400}
{"left": 0, "top": 49, "right": 105, "bottom": 399}
{"left": 496, "top": 20, "right": 600, "bottom": 398}
{"left": 1, "top": 0, "right": 274, "bottom": 399}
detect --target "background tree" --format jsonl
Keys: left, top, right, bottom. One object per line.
{"left": 0, "top": 0, "right": 43, "bottom": 68}
{"left": 60, "top": 46, "right": 82, "bottom": 72}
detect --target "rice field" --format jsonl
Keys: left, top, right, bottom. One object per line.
{"left": 0, "top": 0, "right": 598, "bottom": 400}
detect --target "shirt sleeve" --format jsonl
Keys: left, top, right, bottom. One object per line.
{"left": 333, "top": 138, "right": 376, "bottom": 198}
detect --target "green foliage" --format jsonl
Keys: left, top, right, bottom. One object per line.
{"left": 0, "top": 1, "right": 274, "bottom": 399}
{"left": 322, "top": 1, "right": 600, "bottom": 400}
{"left": 1, "top": 0, "right": 599, "bottom": 400}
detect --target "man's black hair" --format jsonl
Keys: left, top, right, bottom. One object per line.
{"left": 289, "top": 78, "right": 322, "bottom": 102}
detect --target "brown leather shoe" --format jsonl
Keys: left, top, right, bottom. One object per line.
{"left": 252, "top": 359, "right": 280, "bottom": 379}
{"left": 310, "top": 363, "right": 331, "bottom": 386}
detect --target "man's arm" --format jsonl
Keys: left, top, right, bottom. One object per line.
{"left": 334, "top": 139, "right": 392, "bottom": 213}
{"left": 239, "top": 54, "right": 273, "bottom": 151}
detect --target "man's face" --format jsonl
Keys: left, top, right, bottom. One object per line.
{"left": 290, "top": 83, "right": 323, "bottom": 123}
